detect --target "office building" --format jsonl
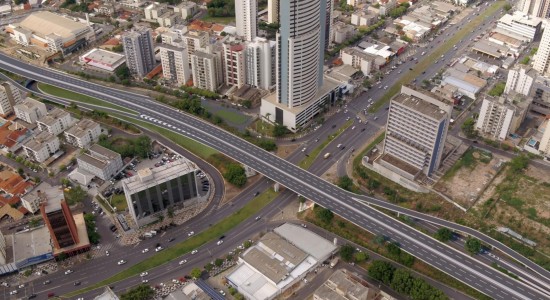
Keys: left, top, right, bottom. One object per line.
{"left": 0, "top": 82, "right": 22, "bottom": 116}
{"left": 76, "top": 144, "right": 123, "bottom": 180}
{"left": 505, "top": 66, "right": 536, "bottom": 96}
{"left": 122, "top": 160, "right": 199, "bottom": 227}
{"left": 159, "top": 43, "right": 191, "bottom": 86}
{"left": 21, "top": 182, "right": 53, "bottom": 214}
{"left": 267, "top": 0, "right": 278, "bottom": 23}
{"left": 36, "top": 108, "right": 75, "bottom": 136}
{"left": 381, "top": 85, "right": 452, "bottom": 178}
{"left": 223, "top": 40, "right": 246, "bottom": 88}
{"left": 261, "top": 0, "right": 341, "bottom": 131}
{"left": 245, "top": 37, "right": 276, "bottom": 90}
{"left": 533, "top": 27, "right": 550, "bottom": 76}
{"left": 314, "top": 269, "right": 379, "bottom": 300}
{"left": 22, "top": 131, "right": 60, "bottom": 163}
{"left": 40, "top": 186, "right": 79, "bottom": 249}
{"left": 191, "top": 50, "right": 223, "bottom": 92}
{"left": 540, "top": 120, "right": 550, "bottom": 156}
{"left": 496, "top": 12, "right": 541, "bottom": 42}
{"left": 517, "top": 0, "right": 550, "bottom": 18}
{"left": 64, "top": 119, "right": 102, "bottom": 148}
{"left": 122, "top": 27, "right": 156, "bottom": 78}
{"left": 475, "top": 95, "right": 530, "bottom": 141}
{"left": 235, "top": 0, "right": 257, "bottom": 41}
{"left": 14, "top": 97, "right": 47, "bottom": 124}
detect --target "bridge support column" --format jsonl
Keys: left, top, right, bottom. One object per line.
{"left": 273, "top": 183, "right": 280, "bottom": 192}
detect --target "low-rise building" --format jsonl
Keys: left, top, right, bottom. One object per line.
{"left": 174, "top": 1, "right": 197, "bottom": 19}
{"left": 314, "top": 269, "right": 379, "bottom": 300}
{"left": 476, "top": 94, "right": 531, "bottom": 141}
{"left": 36, "top": 108, "right": 75, "bottom": 136}
{"left": 79, "top": 48, "right": 126, "bottom": 73}
{"left": 496, "top": 11, "right": 541, "bottom": 42}
{"left": 144, "top": 2, "right": 167, "bottom": 20}
{"left": 22, "top": 131, "right": 60, "bottom": 163}
{"left": 122, "top": 160, "right": 200, "bottom": 227}
{"left": 21, "top": 182, "right": 53, "bottom": 214}
{"left": 332, "top": 22, "right": 356, "bottom": 44}
{"left": 441, "top": 67, "right": 487, "bottom": 99}
{"left": 351, "top": 10, "right": 377, "bottom": 27}
{"left": 76, "top": 144, "right": 123, "bottom": 181}
{"left": 64, "top": 119, "right": 101, "bottom": 148}
{"left": 340, "top": 47, "right": 374, "bottom": 76}
{"left": 530, "top": 76, "right": 550, "bottom": 116}
{"left": 14, "top": 97, "right": 47, "bottom": 124}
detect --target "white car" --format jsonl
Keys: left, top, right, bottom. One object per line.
{"left": 105, "top": 250, "right": 110, "bottom": 256}
{"left": 179, "top": 259, "right": 188, "bottom": 265}
{"left": 140, "top": 272, "right": 148, "bottom": 277}
{"left": 117, "top": 260, "right": 126, "bottom": 265}
{"left": 216, "top": 240, "right": 224, "bottom": 246}
{"left": 18, "top": 284, "right": 25, "bottom": 288}
{"left": 9, "top": 290, "right": 17, "bottom": 295}
{"left": 142, "top": 248, "right": 149, "bottom": 253}
{"left": 65, "top": 270, "right": 73, "bottom": 275}
{"left": 172, "top": 279, "right": 179, "bottom": 284}
{"left": 188, "top": 231, "right": 195, "bottom": 236}
{"left": 155, "top": 246, "right": 164, "bottom": 252}
{"left": 219, "top": 290, "right": 226, "bottom": 296}
{"left": 191, "top": 249, "right": 198, "bottom": 254}
{"left": 142, "top": 279, "right": 149, "bottom": 283}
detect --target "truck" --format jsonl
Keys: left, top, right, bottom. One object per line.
{"left": 330, "top": 257, "right": 339, "bottom": 268}
{"left": 324, "top": 153, "right": 331, "bottom": 159}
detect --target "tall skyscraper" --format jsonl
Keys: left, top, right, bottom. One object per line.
{"left": 245, "top": 37, "right": 276, "bottom": 90}
{"left": 267, "top": 0, "right": 279, "bottom": 23}
{"left": 235, "top": 0, "right": 257, "bottom": 41}
{"left": 534, "top": 28, "right": 550, "bottom": 76}
{"left": 277, "top": 0, "right": 326, "bottom": 108}
{"left": 382, "top": 86, "right": 452, "bottom": 177}
{"left": 325, "top": 0, "right": 334, "bottom": 51}
{"left": 0, "top": 82, "right": 22, "bottom": 116}
{"left": 517, "top": 0, "right": 550, "bottom": 18}
{"left": 122, "top": 27, "right": 156, "bottom": 78}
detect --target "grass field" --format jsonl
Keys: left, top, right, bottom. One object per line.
{"left": 368, "top": 1, "right": 507, "bottom": 112}
{"left": 114, "top": 115, "right": 219, "bottom": 160}
{"left": 38, "top": 83, "right": 136, "bottom": 114}
{"left": 215, "top": 109, "right": 249, "bottom": 125}
{"left": 110, "top": 194, "right": 128, "bottom": 211}
{"left": 65, "top": 188, "right": 278, "bottom": 297}
{"left": 200, "top": 15, "right": 236, "bottom": 24}
{"left": 299, "top": 120, "right": 353, "bottom": 169}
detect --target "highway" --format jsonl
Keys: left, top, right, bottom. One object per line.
{"left": 1, "top": 54, "right": 549, "bottom": 300}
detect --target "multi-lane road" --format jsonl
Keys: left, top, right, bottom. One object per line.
{"left": 1, "top": 51, "right": 549, "bottom": 300}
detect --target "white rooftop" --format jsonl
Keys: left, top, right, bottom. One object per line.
{"left": 274, "top": 223, "right": 337, "bottom": 260}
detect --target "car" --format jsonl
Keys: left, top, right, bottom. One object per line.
{"left": 155, "top": 246, "right": 164, "bottom": 252}
{"left": 337, "top": 144, "right": 342, "bottom": 148}
{"left": 254, "top": 191, "right": 260, "bottom": 197}
{"left": 301, "top": 147, "right": 307, "bottom": 152}
{"left": 118, "top": 260, "right": 126, "bottom": 265}
{"left": 65, "top": 270, "right": 73, "bottom": 275}
{"left": 18, "top": 284, "right": 25, "bottom": 288}
{"left": 191, "top": 249, "right": 198, "bottom": 254}
{"left": 217, "top": 240, "right": 224, "bottom": 246}
{"left": 74, "top": 281, "right": 81, "bottom": 286}
{"left": 172, "top": 279, "right": 179, "bottom": 284}
{"left": 140, "top": 272, "right": 148, "bottom": 277}
{"left": 168, "top": 237, "right": 175, "bottom": 242}
{"left": 422, "top": 71, "right": 426, "bottom": 74}
{"left": 142, "top": 279, "right": 149, "bottom": 283}
{"left": 361, "top": 128, "right": 366, "bottom": 132}
{"left": 179, "top": 259, "right": 188, "bottom": 265}
{"left": 255, "top": 216, "right": 261, "bottom": 221}
{"left": 351, "top": 126, "right": 356, "bottom": 130}
{"left": 47, "top": 292, "right": 55, "bottom": 298}
{"left": 188, "top": 231, "right": 195, "bottom": 236}
{"left": 368, "top": 98, "right": 373, "bottom": 102}
{"left": 9, "top": 290, "right": 17, "bottom": 295}
{"left": 142, "top": 248, "right": 149, "bottom": 253}
{"left": 27, "top": 294, "right": 37, "bottom": 299}
{"left": 384, "top": 86, "right": 388, "bottom": 90}
{"left": 301, "top": 223, "right": 307, "bottom": 228}
{"left": 105, "top": 250, "right": 110, "bottom": 256}
{"left": 219, "top": 290, "right": 226, "bottom": 296}
{"left": 43, "top": 280, "right": 51, "bottom": 285}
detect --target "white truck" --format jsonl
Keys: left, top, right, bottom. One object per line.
{"left": 330, "top": 257, "right": 339, "bottom": 268}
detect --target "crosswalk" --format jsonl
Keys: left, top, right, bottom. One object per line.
{"left": 88, "top": 242, "right": 119, "bottom": 259}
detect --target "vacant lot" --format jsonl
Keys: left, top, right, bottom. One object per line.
{"left": 435, "top": 148, "right": 505, "bottom": 208}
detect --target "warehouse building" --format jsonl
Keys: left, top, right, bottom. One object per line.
{"left": 79, "top": 48, "right": 126, "bottom": 73}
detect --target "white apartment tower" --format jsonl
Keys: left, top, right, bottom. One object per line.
{"left": 245, "top": 37, "right": 276, "bottom": 90}
{"left": 505, "top": 67, "right": 536, "bottom": 96}
{"left": 159, "top": 44, "right": 191, "bottom": 86}
{"left": 223, "top": 41, "right": 246, "bottom": 88}
{"left": 534, "top": 28, "right": 550, "bottom": 76}
{"left": 183, "top": 30, "right": 211, "bottom": 65}
{"left": 517, "top": 0, "right": 550, "bottom": 18}
{"left": 235, "top": 0, "right": 257, "bottom": 41}
{"left": 191, "top": 50, "right": 223, "bottom": 92}
{"left": 382, "top": 86, "right": 452, "bottom": 177}
{"left": 0, "top": 82, "right": 22, "bottom": 116}
{"left": 122, "top": 27, "right": 156, "bottom": 78}
{"left": 475, "top": 96, "right": 525, "bottom": 141}
{"left": 268, "top": 0, "right": 279, "bottom": 23}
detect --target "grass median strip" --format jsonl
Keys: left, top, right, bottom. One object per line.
{"left": 299, "top": 119, "right": 353, "bottom": 169}
{"left": 37, "top": 83, "right": 136, "bottom": 114}
{"left": 114, "top": 115, "right": 219, "bottom": 160}
{"left": 65, "top": 188, "right": 279, "bottom": 298}
{"left": 368, "top": 1, "right": 506, "bottom": 113}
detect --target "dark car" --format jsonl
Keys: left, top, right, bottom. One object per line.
{"left": 168, "top": 237, "right": 175, "bottom": 242}
{"left": 74, "top": 281, "right": 81, "bottom": 286}
{"left": 28, "top": 294, "right": 37, "bottom": 299}
{"left": 254, "top": 191, "right": 260, "bottom": 197}
{"left": 219, "top": 235, "right": 226, "bottom": 240}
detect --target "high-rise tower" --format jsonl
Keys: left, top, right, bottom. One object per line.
{"left": 235, "top": 0, "right": 257, "bottom": 41}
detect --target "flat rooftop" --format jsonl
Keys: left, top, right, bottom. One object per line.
{"left": 37, "top": 108, "right": 70, "bottom": 126}
{"left": 14, "top": 97, "right": 45, "bottom": 113}
{"left": 259, "top": 232, "right": 307, "bottom": 266}
{"left": 41, "top": 185, "right": 65, "bottom": 214}
{"left": 392, "top": 93, "right": 448, "bottom": 120}
{"left": 379, "top": 152, "right": 421, "bottom": 176}
{"left": 242, "top": 247, "right": 290, "bottom": 283}
{"left": 122, "top": 160, "right": 196, "bottom": 195}
{"left": 24, "top": 131, "right": 57, "bottom": 152}
{"left": 18, "top": 11, "right": 90, "bottom": 40}
{"left": 273, "top": 223, "right": 337, "bottom": 260}
{"left": 81, "top": 48, "right": 125, "bottom": 65}
{"left": 12, "top": 226, "right": 52, "bottom": 263}
{"left": 65, "top": 119, "right": 99, "bottom": 138}
{"left": 78, "top": 152, "right": 110, "bottom": 170}
{"left": 89, "top": 144, "right": 119, "bottom": 160}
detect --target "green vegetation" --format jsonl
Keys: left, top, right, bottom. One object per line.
{"left": 98, "top": 134, "right": 151, "bottom": 159}
{"left": 520, "top": 56, "right": 531, "bottom": 65}
{"left": 337, "top": 176, "right": 356, "bottom": 192}
{"left": 206, "top": 0, "right": 235, "bottom": 17}
{"left": 110, "top": 194, "right": 128, "bottom": 211}
{"left": 354, "top": 251, "right": 368, "bottom": 263}
{"left": 65, "top": 186, "right": 88, "bottom": 205}
{"left": 461, "top": 118, "right": 478, "bottom": 139}
{"left": 84, "top": 214, "right": 101, "bottom": 244}
{"left": 368, "top": 260, "right": 396, "bottom": 284}
{"left": 386, "top": 242, "right": 415, "bottom": 267}
{"left": 120, "top": 284, "right": 154, "bottom": 300}
{"left": 435, "top": 228, "right": 453, "bottom": 242}
{"left": 215, "top": 110, "right": 249, "bottom": 125}
{"left": 388, "top": 3, "right": 409, "bottom": 18}
{"left": 491, "top": 262, "right": 519, "bottom": 279}
{"left": 38, "top": 83, "right": 135, "bottom": 114}
{"left": 272, "top": 124, "right": 290, "bottom": 137}
{"left": 315, "top": 205, "right": 334, "bottom": 224}
{"left": 299, "top": 120, "right": 353, "bottom": 169}
{"left": 190, "top": 268, "right": 202, "bottom": 279}
{"left": 340, "top": 244, "right": 355, "bottom": 262}
{"left": 465, "top": 237, "right": 482, "bottom": 255}
{"left": 441, "top": 148, "right": 480, "bottom": 180}
{"left": 223, "top": 163, "right": 247, "bottom": 187}
{"left": 180, "top": 85, "right": 219, "bottom": 99}
{"left": 369, "top": 1, "right": 507, "bottom": 112}
{"left": 66, "top": 189, "right": 278, "bottom": 297}
{"left": 488, "top": 82, "right": 506, "bottom": 97}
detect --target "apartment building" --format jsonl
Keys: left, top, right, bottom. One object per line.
{"left": 0, "top": 82, "right": 22, "bottom": 116}
{"left": 36, "top": 108, "right": 75, "bottom": 136}
{"left": 76, "top": 144, "right": 123, "bottom": 181}
{"left": 340, "top": 47, "right": 375, "bottom": 76}
{"left": 505, "top": 66, "right": 536, "bottom": 96}
{"left": 223, "top": 40, "right": 246, "bottom": 88}
{"left": 159, "top": 43, "right": 191, "bottom": 86}
{"left": 475, "top": 95, "right": 530, "bottom": 141}
{"left": 14, "top": 97, "right": 47, "bottom": 124}
{"left": 22, "top": 131, "right": 60, "bottom": 163}
{"left": 64, "top": 119, "right": 101, "bottom": 148}
{"left": 191, "top": 50, "right": 223, "bottom": 92}
{"left": 245, "top": 37, "right": 276, "bottom": 90}
{"left": 496, "top": 11, "right": 541, "bottom": 42}
{"left": 183, "top": 30, "right": 211, "bottom": 65}
{"left": 122, "top": 27, "right": 156, "bottom": 78}
{"left": 533, "top": 27, "right": 550, "bottom": 76}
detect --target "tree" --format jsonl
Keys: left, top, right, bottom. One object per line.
{"left": 488, "top": 82, "right": 506, "bottom": 97}
{"left": 503, "top": 3, "right": 512, "bottom": 11}
{"left": 354, "top": 251, "right": 368, "bottom": 263}
{"left": 272, "top": 124, "right": 289, "bottom": 137}
{"left": 214, "top": 258, "right": 224, "bottom": 267}
{"left": 435, "top": 228, "right": 453, "bottom": 242}
{"left": 368, "top": 260, "right": 395, "bottom": 285}
{"left": 337, "top": 176, "right": 354, "bottom": 191}
{"left": 65, "top": 185, "right": 88, "bottom": 205}
{"left": 461, "top": 118, "right": 477, "bottom": 139}
{"left": 509, "top": 154, "right": 529, "bottom": 173}
{"left": 340, "top": 244, "right": 355, "bottom": 262}
{"left": 190, "top": 268, "right": 202, "bottom": 279}
{"left": 120, "top": 284, "right": 154, "bottom": 300}
{"left": 17, "top": 167, "right": 24, "bottom": 176}
{"left": 315, "top": 207, "right": 334, "bottom": 224}
{"left": 116, "top": 65, "right": 130, "bottom": 80}
{"left": 223, "top": 163, "right": 247, "bottom": 187}
{"left": 362, "top": 79, "right": 372, "bottom": 88}
{"left": 465, "top": 237, "right": 482, "bottom": 255}
{"left": 390, "top": 268, "right": 415, "bottom": 295}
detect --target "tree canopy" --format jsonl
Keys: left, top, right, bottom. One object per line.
{"left": 465, "top": 237, "right": 482, "bottom": 255}
{"left": 435, "top": 228, "right": 453, "bottom": 242}
{"left": 120, "top": 284, "right": 154, "bottom": 300}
